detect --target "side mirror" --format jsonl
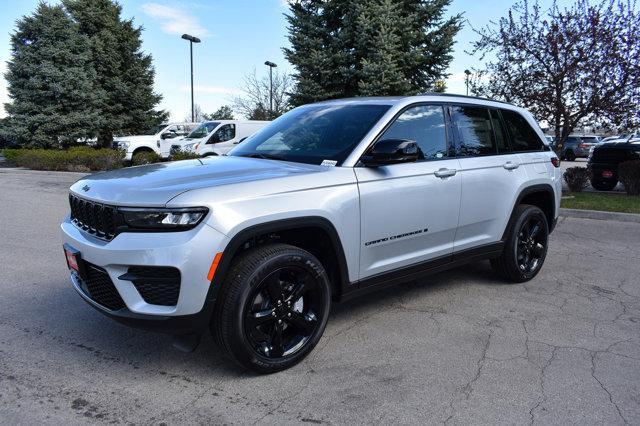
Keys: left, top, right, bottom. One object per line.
{"left": 361, "top": 139, "right": 419, "bottom": 167}
{"left": 161, "top": 132, "right": 177, "bottom": 140}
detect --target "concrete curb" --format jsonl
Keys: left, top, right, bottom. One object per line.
{"left": 560, "top": 208, "right": 640, "bottom": 223}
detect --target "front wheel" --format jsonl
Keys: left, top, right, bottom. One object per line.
{"left": 212, "top": 244, "right": 331, "bottom": 373}
{"left": 491, "top": 204, "right": 549, "bottom": 282}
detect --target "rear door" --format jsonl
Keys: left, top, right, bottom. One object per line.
{"left": 356, "top": 104, "right": 462, "bottom": 279}
{"left": 451, "top": 105, "right": 529, "bottom": 252}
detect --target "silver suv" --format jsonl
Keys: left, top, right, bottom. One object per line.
{"left": 61, "top": 95, "right": 562, "bottom": 373}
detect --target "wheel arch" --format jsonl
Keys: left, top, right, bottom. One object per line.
{"left": 501, "top": 184, "right": 557, "bottom": 240}
{"left": 132, "top": 146, "right": 156, "bottom": 156}
{"left": 211, "top": 217, "right": 350, "bottom": 301}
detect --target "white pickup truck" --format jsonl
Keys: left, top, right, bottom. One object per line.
{"left": 113, "top": 122, "right": 199, "bottom": 161}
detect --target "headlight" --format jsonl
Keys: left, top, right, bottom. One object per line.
{"left": 119, "top": 207, "right": 208, "bottom": 230}
{"left": 117, "top": 141, "right": 130, "bottom": 150}
{"left": 183, "top": 143, "right": 195, "bottom": 151}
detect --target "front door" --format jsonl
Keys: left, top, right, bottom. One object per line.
{"left": 355, "top": 104, "right": 462, "bottom": 279}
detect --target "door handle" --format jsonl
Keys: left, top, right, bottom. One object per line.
{"left": 503, "top": 161, "right": 519, "bottom": 170}
{"left": 434, "top": 168, "right": 457, "bottom": 178}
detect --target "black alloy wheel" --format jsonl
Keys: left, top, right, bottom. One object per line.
{"left": 491, "top": 204, "right": 549, "bottom": 282}
{"left": 212, "top": 243, "right": 331, "bottom": 373}
{"left": 244, "top": 266, "right": 324, "bottom": 359}
{"left": 515, "top": 216, "right": 547, "bottom": 275}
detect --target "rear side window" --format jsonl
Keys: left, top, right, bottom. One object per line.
{"left": 450, "top": 106, "right": 496, "bottom": 156}
{"left": 501, "top": 110, "right": 544, "bottom": 152}
{"left": 380, "top": 105, "right": 448, "bottom": 160}
{"left": 490, "top": 109, "right": 510, "bottom": 154}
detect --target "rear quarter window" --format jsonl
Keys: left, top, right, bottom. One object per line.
{"left": 501, "top": 110, "right": 544, "bottom": 152}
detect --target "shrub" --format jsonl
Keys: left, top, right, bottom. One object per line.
{"left": 563, "top": 166, "right": 590, "bottom": 192}
{"left": 171, "top": 149, "right": 201, "bottom": 161}
{"left": 2, "top": 147, "right": 124, "bottom": 172}
{"left": 131, "top": 150, "right": 161, "bottom": 165}
{"left": 618, "top": 160, "right": 640, "bottom": 196}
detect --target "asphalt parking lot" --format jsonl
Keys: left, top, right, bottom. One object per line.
{"left": 1, "top": 167, "right": 639, "bottom": 425}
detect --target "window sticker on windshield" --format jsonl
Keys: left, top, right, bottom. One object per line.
{"left": 321, "top": 160, "right": 338, "bottom": 167}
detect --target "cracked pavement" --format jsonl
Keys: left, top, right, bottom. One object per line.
{"left": 1, "top": 168, "right": 639, "bottom": 425}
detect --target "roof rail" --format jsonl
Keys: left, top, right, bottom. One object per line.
{"left": 419, "top": 92, "right": 513, "bottom": 106}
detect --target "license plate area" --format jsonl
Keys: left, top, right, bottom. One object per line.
{"left": 63, "top": 243, "right": 86, "bottom": 279}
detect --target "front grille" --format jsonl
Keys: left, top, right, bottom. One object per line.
{"left": 122, "top": 266, "right": 181, "bottom": 306}
{"left": 69, "top": 194, "right": 119, "bottom": 240}
{"left": 81, "top": 263, "right": 126, "bottom": 311}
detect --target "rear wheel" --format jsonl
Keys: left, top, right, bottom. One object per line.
{"left": 212, "top": 244, "right": 331, "bottom": 373}
{"left": 591, "top": 179, "right": 617, "bottom": 191}
{"left": 491, "top": 205, "right": 549, "bottom": 283}
{"left": 564, "top": 150, "right": 576, "bottom": 161}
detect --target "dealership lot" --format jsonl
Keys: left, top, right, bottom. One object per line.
{"left": 1, "top": 167, "right": 639, "bottom": 425}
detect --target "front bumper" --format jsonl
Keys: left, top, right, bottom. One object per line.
{"left": 61, "top": 217, "right": 227, "bottom": 334}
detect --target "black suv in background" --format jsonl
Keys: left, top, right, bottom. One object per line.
{"left": 588, "top": 142, "right": 640, "bottom": 191}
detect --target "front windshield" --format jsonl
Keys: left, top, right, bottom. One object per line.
{"left": 142, "top": 124, "right": 168, "bottom": 135}
{"left": 185, "top": 121, "right": 220, "bottom": 139}
{"left": 229, "top": 104, "right": 390, "bottom": 165}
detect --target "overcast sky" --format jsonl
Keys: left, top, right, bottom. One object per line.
{"left": 0, "top": 0, "right": 556, "bottom": 121}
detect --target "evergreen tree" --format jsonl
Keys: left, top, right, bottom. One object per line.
{"left": 284, "top": 0, "right": 462, "bottom": 105}
{"left": 64, "top": 0, "right": 167, "bottom": 147}
{"left": 3, "top": 3, "right": 102, "bottom": 148}
{"left": 205, "top": 105, "right": 235, "bottom": 120}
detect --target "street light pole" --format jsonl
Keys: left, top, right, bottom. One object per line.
{"left": 264, "top": 61, "right": 277, "bottom": 118}
{"left": 464, "top": 69, "right": 471, "bottom": 96}
{"left": 182, "top": 34, "right": 201, "bottom": 122}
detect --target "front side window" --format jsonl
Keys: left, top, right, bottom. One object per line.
{"left": 451, "top": 106, "right": 496, "bottom": 156}
{"left": 501, "top": 109, "right": 544, "bottom": 152}
{"left": 379, "top": 105, "right": 448, "bottom": 161}
{"left": 209, "top": 124, "right": 236, "bottom": 143}
{"left": 230, "top": 104, "right": 390, "bottom": 165}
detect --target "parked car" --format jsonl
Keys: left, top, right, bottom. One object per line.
{"left": 61, "top": 94, "right": 561, "bottom": 373}
{"left": 173, "top": 120, "right": 270, "bottom": 157}
{"left": 113, "top": 122, "right": 199, "bottom": 161}
{"left": 561, "top": 134, "right": 600, "bottom": 161}
{"left": 588, "top": 141, "right": 640, "bottom": 191}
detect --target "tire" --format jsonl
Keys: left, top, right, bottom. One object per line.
{"left": 211, "top": 243, "right": 331, "bottom": 373}
{"left": 131, "top": 149, "right": 160, "bottom": 165}
{"left": 564, "top": 150, "right": 576, "bottom": 161}
{"left": 491, "top": 204, "right": 549, "bottom": 283}
{"left": 591, "top": 179, "right": 617, "bottom": 191}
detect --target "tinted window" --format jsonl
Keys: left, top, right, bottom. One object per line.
{"left": 490, "top": 109, "right": 510, "bottom": 153}
{"left": 380, "top": 105, "right": 448, "bottom": 160}
{"left": 230, "top": 104, "right": 390, "bottom": 165}
{"left": 501, "top": 110, "right": 544, "bottom": 152}
{"left": 211, "top": 124, "right": 235, "bottom": 143}
{"left": 451, "top": 106, "right": 496, "bottom": 156}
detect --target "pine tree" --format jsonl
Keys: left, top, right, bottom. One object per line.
{"left": 63, "top": 0, "right": 167, "bottom": 147}
{"left": 3, "top": 3, "right": 102, "bottom": 148}
{"left": 205, "top": 105, "right": 235, "bottom": 120}
{"left": 284, "top": 0, "right": 462, "bottom": 105}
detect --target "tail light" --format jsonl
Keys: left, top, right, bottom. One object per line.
{"left": 551, "top": 157, "right": 560, "bottom": 168}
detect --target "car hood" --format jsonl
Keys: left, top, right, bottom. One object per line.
{"left": 69, "top": 156, "right": 324, "bottom": 206}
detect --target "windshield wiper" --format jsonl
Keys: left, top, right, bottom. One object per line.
{"left": 239, "top": 153, "right": 287, "bottom": 161}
